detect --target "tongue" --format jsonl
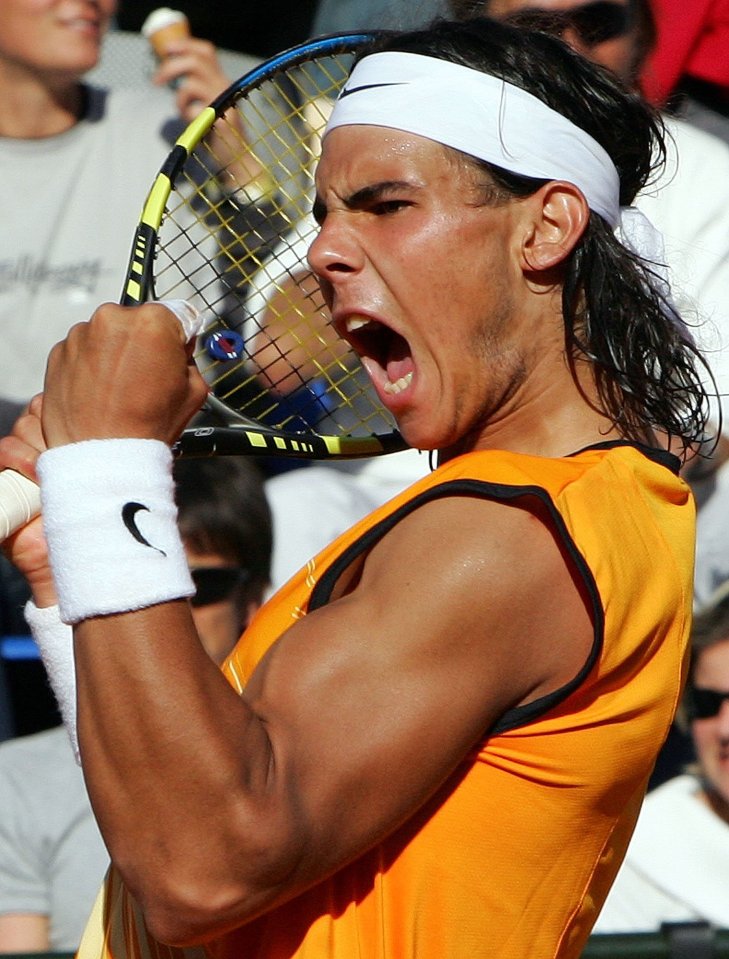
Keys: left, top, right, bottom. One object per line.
{"left": 385, "top": 331, "right": 414, "bottom": 384}
{"left": 386, "top": 355, "right": 415, "bottom": 384}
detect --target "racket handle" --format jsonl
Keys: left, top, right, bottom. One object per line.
{"left": 0, "top": 470, "right": 41, "bottom": 541}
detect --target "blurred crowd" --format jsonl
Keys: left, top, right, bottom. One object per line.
{"left": 2, "top": 0, "right": 729, "bottom": 953}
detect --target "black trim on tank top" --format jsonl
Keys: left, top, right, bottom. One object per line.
{"left": 568, "top": 439, "right": 680, "bottom": 475}
{"left": 309, "top": 479, "right": 604, "bottom": 735}
{"left": 309, "top": 441, "right": 678, "bottom": 734}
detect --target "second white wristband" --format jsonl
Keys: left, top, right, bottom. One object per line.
{"left": 38, "top": 439, "right": 194, "bottom": 625}
{"left": 24, "top": 601, "right": 80, "bottom": 762}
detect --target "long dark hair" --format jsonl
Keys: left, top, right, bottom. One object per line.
{"left": 364, "top": 17, "right": 711, "bottom": 455}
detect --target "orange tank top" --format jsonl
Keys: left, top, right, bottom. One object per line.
{"left": 78, "top": 442, "right": 695, "bottom": 959}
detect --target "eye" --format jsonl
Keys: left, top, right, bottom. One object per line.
{"left": 371, "top": 199, "right": 411, "bottom": 216}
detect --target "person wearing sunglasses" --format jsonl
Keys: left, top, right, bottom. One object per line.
{"left": 174, "top": 458, "right": 273, "bottom": 666}
{"left": 594, "top": 581, "right": 729, "bottom": 932}
{"left": 450, "top": 0, "right": 656, "bottom": 81}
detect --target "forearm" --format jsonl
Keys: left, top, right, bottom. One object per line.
{"left": 73, "top": 601, "right": 291, "bottom": 942}
{"left": 25, "top": 306, "right": 317, "bottom": 939}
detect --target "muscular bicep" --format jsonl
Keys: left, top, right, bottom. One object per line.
{"left": 71, "top": 491, "right": 595, "bottom": 940}
{"left": 244, "top": 493, "right": 595, "bottom": 887}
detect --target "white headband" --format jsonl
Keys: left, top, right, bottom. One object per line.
{"left": 325, "top": 51, "right": 620, "bottom": 227}
{"left": 323, "top": 51, "right": 691, "bottom": 338}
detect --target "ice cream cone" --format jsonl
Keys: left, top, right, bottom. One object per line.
{"left": 141, "top": 8, "right": 190, "bottom": 60}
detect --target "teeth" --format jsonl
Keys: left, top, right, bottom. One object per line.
{"left": 345, "top": 315, "right": 373, "bottom": 333}
{"left": 383, "top": 372, "right": 413, "bottom": 395}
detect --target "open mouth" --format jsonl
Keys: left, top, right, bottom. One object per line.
{"left": 343, "top": 316, "right": 414, "bottom": 398}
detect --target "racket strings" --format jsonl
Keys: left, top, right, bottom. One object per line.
{"left": 150, "top": 47, "right": 398, "bottom": 438}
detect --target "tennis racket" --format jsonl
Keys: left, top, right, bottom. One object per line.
{"left": 0, "top": 33, "right": 409, "bottom": 541}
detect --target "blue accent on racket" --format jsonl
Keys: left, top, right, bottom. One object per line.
{"left": 206, "top": 330, "right": 245, "bottom": 362}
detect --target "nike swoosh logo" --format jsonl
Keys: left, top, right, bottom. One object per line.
{"left": 121, "top": 502, "right": 167, "bottom": 557}
{"left": 338, "top": 81, "right": 405, "bottom": 99}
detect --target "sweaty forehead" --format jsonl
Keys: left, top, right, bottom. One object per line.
{"left": 313, "top": 128, "right": 470, "bottom": 220}
{"left": 318, "top": 125, "right": 453, "bottom": 178}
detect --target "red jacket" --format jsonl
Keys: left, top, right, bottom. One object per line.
{"left": 642, "top": 0, "right": 729, "bottom": 104}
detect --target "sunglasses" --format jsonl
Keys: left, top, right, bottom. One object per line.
{"left": 685, "top": 686, "right": 729, "bottom": 721}
{"left": 190, "top": 567, "right": 249, "bottom": 608}
{"left": 505, "top": 2, "right": 630, "bottom": 47}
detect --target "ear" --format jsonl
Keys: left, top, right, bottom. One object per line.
{"left": 520, "top": 181, "right": 590, "bottom": 273}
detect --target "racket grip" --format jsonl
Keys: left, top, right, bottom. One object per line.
{"left": 0, "top": 470, "right": 41, "bottom": 541}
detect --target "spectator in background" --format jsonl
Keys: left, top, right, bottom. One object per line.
{"left": 117, "top": 1, "right": 318, "bottom": 60}
{"left": 0, "top": 725, "right": 108, "bottom": 955}
{"left": 173, "top": 458, "right": 273, "bottom": 666}
{"left": 0, "top": 456, "right": 273, "bottom": 954}
{"left": 641, "top": 0, "right": 729, "bottom": 145}
{"left": 0, "top": 2, "right": 252, "bottom": 711}
{"left": 0, "top": 0, "right": 234, "bottom": 408}
{"left": 595, "top": 581, "right": 729, "bottom": 932}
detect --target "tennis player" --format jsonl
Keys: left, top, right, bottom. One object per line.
{"left": 0, "top": 16, "right": 711, "bottom": 959}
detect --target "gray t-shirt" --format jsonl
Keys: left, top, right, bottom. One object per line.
{"left": 0, "top": 726, "right": 109, "bottom": 950}
{"left": 0, "top": 85, "right": 178, "bottom": 403}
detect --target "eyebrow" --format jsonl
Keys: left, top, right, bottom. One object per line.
{"left": 312, "top": 180, "right": 418, "bottom": 223}
{"left": 345, "top": 180, "right": 416, "bottom": 207}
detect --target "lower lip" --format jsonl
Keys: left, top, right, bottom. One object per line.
{"left": 59, "top": 20, "right": 100, "bottom": 38}
{"left": 374, "top": 380, "right": 415, "bottom": 422}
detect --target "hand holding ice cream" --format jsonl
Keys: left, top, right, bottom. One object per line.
{"left": 141, "top": 8, "right": 269, "bottom": 198}
{"left": 141, "top": 7, "right": 231, "bottom": 121}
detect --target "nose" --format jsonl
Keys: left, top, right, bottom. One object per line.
{"left": 307, "top": 215, "right": 365, "bottom": 297}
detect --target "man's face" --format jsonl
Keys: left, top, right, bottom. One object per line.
{"left": 692, "top": 639, "right": 729, "bottom": 808}
{"left": 309, "top": 125, "right": 554, "bottom": 455}
{"left": 0, "top": 0, "right": 116, "bottom": 78}
{"left": 487, "top": 0, "right": 636, "bottom": 85}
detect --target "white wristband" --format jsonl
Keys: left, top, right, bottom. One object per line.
{"left": 24, "top": 601, "right": 80, "bottom": 763}
{"left": 38, "top": 439, "right": 194, "bottom": 624}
